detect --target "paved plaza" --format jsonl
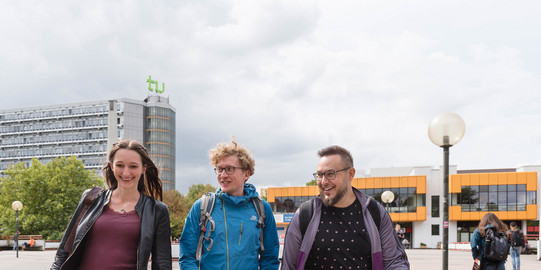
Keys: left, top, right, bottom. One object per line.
{"left": 0, "top": 248, "right": 539, "bottom": 269}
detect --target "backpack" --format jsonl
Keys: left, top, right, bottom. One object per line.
{"left": 298, "top": 197, "right": 381, "bottom": 237}
{"left": 510, "top": 230, "right": 525, "bottom": 247}
{"left": 195, "top": 192, "right": 266, "bottom": 263}
{"left": 483, "top": 227, "right": 509, "bottom": 262}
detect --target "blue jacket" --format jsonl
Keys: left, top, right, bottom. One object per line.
{"left": 179, "top": 183, "right": 280, "bottom": 270}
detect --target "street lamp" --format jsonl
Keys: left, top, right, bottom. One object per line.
{"left": 381, "top": 190, "right": 395, "bottom": 213}
{"left": 428, "top": 112, "right": 465, "bottom": 270}
{"left": 11, "top": 201, "right": 23, "bottom": 258}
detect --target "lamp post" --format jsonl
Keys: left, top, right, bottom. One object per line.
{"left": 11, "top": 201, "right": 23, "bottom": 258}
{"left": 428, "top": 112, "right": 465, "bottom": 270}
{"left": 381, "top": 190, "right": 395, "bottom": 213}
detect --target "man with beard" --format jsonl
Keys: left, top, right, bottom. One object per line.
{"left": 281, "top": 145, "right": 410, "bottom": 270}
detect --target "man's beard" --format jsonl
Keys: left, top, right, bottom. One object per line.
{"left": 321, "top": 184, "right": 348, "bottom": 207}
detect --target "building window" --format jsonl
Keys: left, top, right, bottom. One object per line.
{"left": 432, "top": 224, "right": 439, "bottom": 236}
{"left": 432, "top": 196, "right": 440, "bottom": 217}
{"left": 458, "top": 184, "right": 529, "bottom": 212}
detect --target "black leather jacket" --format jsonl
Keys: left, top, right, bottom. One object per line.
{"left": 51, "top": 188, "right": 172, "bottom": 270}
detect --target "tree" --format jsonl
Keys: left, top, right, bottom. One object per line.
{"left": 185, "top": 184, "right": 216, "bottom": 206}
{"left": 0, "top": 157, "right": 103, "bottom": 239}
{"left": 163, "top": 190, "right": 188, "bottom": 240}
{"left": 163, "top": 184, "right": 217, "bottom": 239}
{"left": 306, "top": 179, "right": 317, "bottom": 186}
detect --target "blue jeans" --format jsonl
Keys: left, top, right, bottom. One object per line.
{"left": 510, "top": 246, "right": 522, "bottom": 270}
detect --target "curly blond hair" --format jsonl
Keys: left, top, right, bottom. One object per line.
{"left": 209, "top": 139, "right": 255, "bottom": 176}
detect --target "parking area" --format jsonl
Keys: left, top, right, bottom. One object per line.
{"left": 0, "top": 248, "right": 539, "bottom": 269}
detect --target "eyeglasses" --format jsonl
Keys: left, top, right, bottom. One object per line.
{"left": 313, "top": 167, "right": 351, "bottom": 180}
{"left": 214, "top": 166, "right": 244, "bottom": 175}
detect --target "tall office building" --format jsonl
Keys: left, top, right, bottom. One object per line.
{"left": 0, "top": 96, "right": 176, "bottom": 191}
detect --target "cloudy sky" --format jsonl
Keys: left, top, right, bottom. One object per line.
{"left": 2, "top": 0, "right": 540, "bottom": 194}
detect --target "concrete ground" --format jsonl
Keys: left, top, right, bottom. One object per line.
{"left": 0, "top": 248, "right": 539, "bottom": 269}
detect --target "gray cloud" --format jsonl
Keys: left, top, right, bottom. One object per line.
{"left": 1, "top": 0, "right": 540, "bottom": 194}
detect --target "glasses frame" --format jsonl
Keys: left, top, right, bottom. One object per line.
{"left": 313, "top": 167, "right": 351, "bottom": 180}
{"left": 214, "top": 166, "right": 244, "bottom": 175}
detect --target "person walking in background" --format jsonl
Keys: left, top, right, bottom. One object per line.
{"left": 281, "top": 145, "right": 409, "bottom": 270}
{"left": 179, "top": 139, "right": 280, "bottom": 270}
{"left": 508, "top": 222, "right": 525, "bottom": 270}
{"left": 471, "top": 213, "right": 511, "bottom": 270}
{"left": 51, "top": 140, "right": 172, "bottom": 270}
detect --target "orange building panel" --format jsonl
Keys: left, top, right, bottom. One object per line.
{"left": 373, "top": 178, "right": 382, "bottom": 188}
{"left": 450, "top": 175, "right": 461, "bottom": 193}
{"left": 526, "top": 172, "right": 537, "bottom": 191}
{"left": 470, "top": 174, "right": 480, "bottom": 186}
{"left": 526, "top": 205, "right": 538, "bottom": 219}
{"left": 498, "top": 173, "right": 508, "bottom": 185}
{"left": 417, "top": 176, "right": 427, "bottom": 194}
{"left": 507, "top": 173, "right": 517, "bottom": 185}
{"left": 383, "top": 177, "right": 391, "bottom": 188}
{"left": 479, "top": 174, "right": 489, "bottom": 185}
{"left": 390, "top": 177, "right": 400, "bottom": 188}
{"left": 416, "top": 207, "right": 426, "bottom": 221}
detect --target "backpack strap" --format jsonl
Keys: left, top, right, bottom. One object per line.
{"left": 65, "top": 186, "right": 104, "bottom": 254}
{"left": 196, "top": 192, "right": 216, "bottom": 263}
{"left": 367, "top": 198, "right": 381, "bottom": 229}
{"left": 251, "top": 197, "right": 266, "bottom": 252}
{"left": 299, "top": 199, "right": 314, "bottom": 237}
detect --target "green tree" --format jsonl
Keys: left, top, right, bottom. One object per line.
{"left": 163, "top": 184, "right": 217, "bottom": 239}
{"left": 163, "top": 190, "right": 188, "bottom": 240}
{"left": 306, "top": 179, "right": 318, "bottom": 186}
{"left": 185, "top": 184, "right": 216, "bottom": 206}
{"left": 0, "top": 157, "right": 103, "bottom": 239}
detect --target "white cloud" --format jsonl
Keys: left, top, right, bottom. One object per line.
{"left": 1, "top": 0, "right": 540, "bottom": 194}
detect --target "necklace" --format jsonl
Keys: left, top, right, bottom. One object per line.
{"left": 120, "top": 208, "right": 126, "bottom": 213}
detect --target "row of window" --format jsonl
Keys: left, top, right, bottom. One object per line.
{"left": 0, "top": 152, "right": 107, "bottom": 171}
{"left": 146, "top": 107, "right": 175, "bottom": 119}
{"left": 147, "top": 118, "right": 175, "bottom": 130}
{"left": 1, "top": 130, "right": 107, "bottom": 146}
{"left": 0, "top": 143, "right": 107, "bottom": 159}
{"left": 0, "top": 105, "right": 108, "bottom": 121}
{"left": 146, "top": 131, "right": 175, "bottom": 144}
{"left": 358, "top": 188, "right": 426, "bottom": 213}
{"left": 0, "top": 117, "right": 108, "bottom": 133}
{"left": 453, "top": 185, "right": 537, "bottom": 212}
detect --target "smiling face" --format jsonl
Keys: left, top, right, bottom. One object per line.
{"left": 110, "top": 149, "right": 146, "bottom": 191}
{"left": 216, "top": 155, "right": 249, "bottom": 197}
{"left": 317, "top": 154, "right": 354, "bottom": 207}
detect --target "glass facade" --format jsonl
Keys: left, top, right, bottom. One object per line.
{"left": 144, "top": 102, "right": 176, "bottom": 192}
{"left": 358, "top": 188, "right": 425, "bottom": 213}
{"left": 272, "top": 188, "right": 425, "bottom": 214}
{"left": 453, "top": 184, "right": 536, "bottom": 212}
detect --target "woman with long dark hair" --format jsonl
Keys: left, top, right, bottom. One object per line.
{"left": 471, "top": 213, "right": 511, "bottom": 270}
{"left": 51, "top": 139, "right": 172, "bottom": 269}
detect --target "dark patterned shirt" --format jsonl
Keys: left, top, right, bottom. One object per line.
{"left": 305, "top": 200, "right": 372, "bottom": 269}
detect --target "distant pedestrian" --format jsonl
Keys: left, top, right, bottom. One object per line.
{"left": 471, "top": 213, "right": 511, "bottom": 270}
{"left": 508, "top": 222, "right": 525, "bottom": 270}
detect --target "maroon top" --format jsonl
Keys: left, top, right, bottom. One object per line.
{"left": 79, "top": 205, "right": 140, "bottom": 270}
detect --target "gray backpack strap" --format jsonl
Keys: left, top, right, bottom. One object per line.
{"left": 196, "top": 192, "right": 216, "bottom": 263}
{"left": 251, "top": 197, "right": 266, "bottom": 252}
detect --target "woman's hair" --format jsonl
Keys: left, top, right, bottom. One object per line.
{"left": 102, "top": 139, "right": 163, "bottom": 201}
{"left": 209, "top": 138, "right": 255, "bottom": 176}
{"left": 478, "top": 213, "right": 509, "bottom": 237}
